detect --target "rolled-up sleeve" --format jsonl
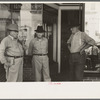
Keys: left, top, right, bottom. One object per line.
{"left": 0, "top": 39, "right": 7, "bottom": 64}
{"left": 83, "top": 33, "right": 96, "bottom": 46}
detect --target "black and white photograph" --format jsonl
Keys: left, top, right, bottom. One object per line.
{"left": 0, "top": 2, "right": 100, "bottom": 82}
{"left": 0, "top": 1, "right": 100, "bottom": 99}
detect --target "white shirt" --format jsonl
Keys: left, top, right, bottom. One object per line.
{"left": 0, "top": 35, "right": 24, "bottom": 64}
{"left": 67, "top": 31, "right": 95, "bottom": 53}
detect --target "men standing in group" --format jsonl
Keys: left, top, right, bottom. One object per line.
{"left": 28, "top": 26, "right": 51, "bottom": 82}
{"left": 67, "top": 23, "right": 95, "bottom": 81}
{"left": 0, "top": 24, "right": 24, "bottom": 82}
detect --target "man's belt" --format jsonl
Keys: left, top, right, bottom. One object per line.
{"left": 71, "top": 52, "right": 80, "bottom": 54}
{"left": 6, "top": 55, "right": 23, "bottom": 59}
{"left": 33, "top": 54, "right": 47, "bottom": 56}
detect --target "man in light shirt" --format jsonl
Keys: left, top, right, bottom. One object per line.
{"left": 0, "top": 24, "right": 24, "bottom": 82}
{"left": 28, "top": 26, "right": 51, "bottom": 82}
{"left": 67, "top": 23, "right": 95, "bottom": 81}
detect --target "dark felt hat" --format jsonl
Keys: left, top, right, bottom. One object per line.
{"left": 70, "top": 24, "right": 80, "bottom": 28}
{"left": 35, "top": 26, "right": 45, "bottom": 33}
{"left": 69, "top": 23, "right": 80, "bottom": 28}
{"left": 7, "top": 24, "right": 18, "bottom": 31}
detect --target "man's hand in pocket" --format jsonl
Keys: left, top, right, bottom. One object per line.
{"left": 5, "top": 62, "right": 11, "bottom": 67}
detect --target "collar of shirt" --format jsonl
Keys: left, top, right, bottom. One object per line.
{"left": 76, "top": 30, "right": 81, "bottom": 35}
{"left": 8, "top": 35, "right": 14, "bottom": 40}
{"left": 36, "top": 37, "right": 44, "bottom": 41}
{"left": 71, "top": 31, "right": 81, "bottom": 39}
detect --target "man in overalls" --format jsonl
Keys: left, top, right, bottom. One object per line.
{"left": 28, "top": 26, "right": 51, "bottom": 82}
{"left": 67, "top": 23, "right": 95, "bottom": 81}
{"left": 0, "top": 24, "right": 24, "bottom": 82}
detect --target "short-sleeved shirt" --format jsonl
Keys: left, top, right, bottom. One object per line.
{"left": 67, "top": 31, "right": 95, "bottom": 53}
{"left": 28, "top": 37, "right": 48, "bottom": 55}
{"left": 0, "top": 35, "right": 24, "bottom": 64}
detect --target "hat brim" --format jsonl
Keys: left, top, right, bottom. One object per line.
{"left": 69, "top": 24, "right": 80, "bottom": 28}
{"left": 8, "top": 29, "right": 18, "bottom": 32}
{"left": 35, "top": 30, "right": 45, "bottom": 32}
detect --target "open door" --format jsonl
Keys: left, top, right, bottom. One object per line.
{"left": 43, "top": 4, "right": 58, "bottom": 79}
{"left": 61, "top": 4, "right": 85, "bottom": 74}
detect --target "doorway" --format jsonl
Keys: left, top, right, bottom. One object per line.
{"left": 43, "top": 4, "right": 58, "bottom": 80}
{"left": 61, "top": 9, "right": 84, "bottom": 74}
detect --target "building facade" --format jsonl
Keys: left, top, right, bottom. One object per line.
{"left": 2, "top": 3, "right": 98, "bottom": 81}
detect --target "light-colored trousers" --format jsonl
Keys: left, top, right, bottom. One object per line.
{"left": 32, "top": 55, "right": 51, "bottom": 82}
{"left": 4, "top": 57, "right": 23, "bottom": 82}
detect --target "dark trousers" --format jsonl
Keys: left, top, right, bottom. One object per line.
{"left": 69, "top": 52, "right": 86, "bottom": 81}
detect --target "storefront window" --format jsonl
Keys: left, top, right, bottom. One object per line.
{"left": 85, "top": 3, "right": 100, "bottom": 43}
{"left": 85, "top": 3, "right": 100, "bottom": 71}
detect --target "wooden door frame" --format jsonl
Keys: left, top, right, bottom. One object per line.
{"left": 57, "top": 3, "right": 85, "bottom": 73}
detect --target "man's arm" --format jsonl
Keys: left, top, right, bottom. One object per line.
{"left": 46, "top": 38, "right": 48, "bottom": 52}
{"left": 28, "top": 39, "right": 33, "bottom": 55}
{"left": 67, "top": 34, "right": 73, "bottom": 52}
{"left": 80, "top": 33, "right": 96, "bottom": 55}
{"left": 80, "top": 44, "right": 93, "bottom": 55}
{"left": 0, "top": 39, "right": 7, "bottom": 64}
{"left": 67, "top": 43, "right": 71, "bottom": 52}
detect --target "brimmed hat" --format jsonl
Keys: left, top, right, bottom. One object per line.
{"left": 35, "top": 26, "right": 45, "bottom": 33}
{"left": 69, "top": 23, "right": 80, "bottom": 28}
{"left": 7, "top": 24, "right": 18, "bottom": 31}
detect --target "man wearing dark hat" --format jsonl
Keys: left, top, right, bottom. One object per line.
{"left": 0, "top": 24, "right": 24, "bottom": 82}
{"left": 67, "top": 23, "right": 95, "bottom": 81}
{"left": 28, "top": 26, "right": 51, "bottom": 81}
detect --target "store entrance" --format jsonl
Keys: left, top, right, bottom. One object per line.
{"left": 43, "top": 4, "right": 58, "bottom": 80}
{"left": 61, "top": 9, "right": 83, "bottom": 74}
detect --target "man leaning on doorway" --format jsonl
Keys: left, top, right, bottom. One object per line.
{"left": 67, "top": 23, "right": 95, "bottom": 81}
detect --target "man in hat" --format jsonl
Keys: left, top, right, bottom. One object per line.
{"left": 28, "top": 26, "right": 51, "bottom": 81}
{"left": 0, "top": 24, "right": 24, "bottom": 82}
{"left": 67, "top": 23, "right": 95, "bottom": 81}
